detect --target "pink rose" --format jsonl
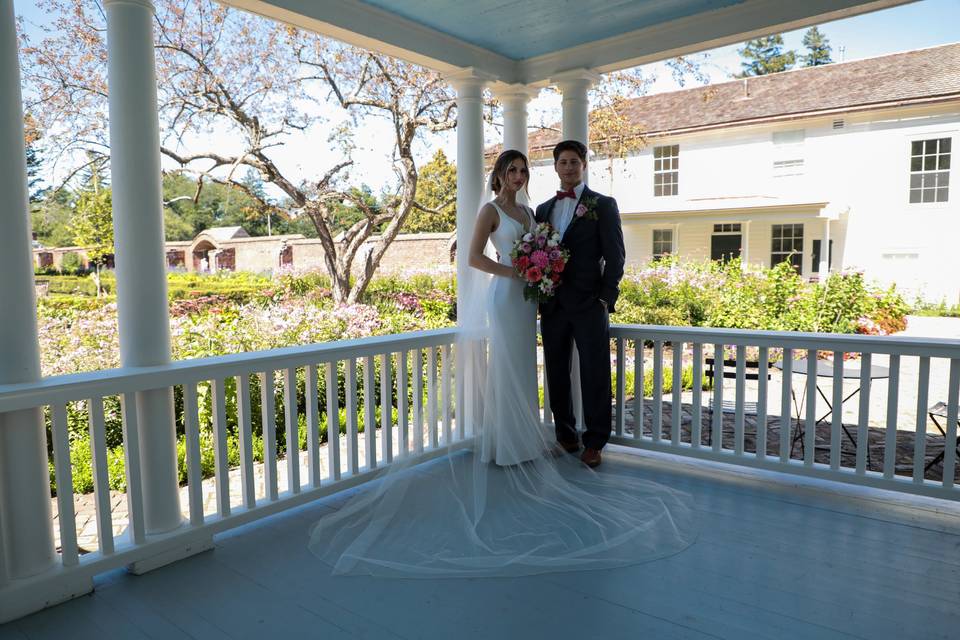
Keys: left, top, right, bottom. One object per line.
{"left": 575, "top": 204, "right": 587, "bottom": 217}
{"left": 530, "top": 250, "right": 549, "bottom": 268}
{"left": 520, "top": 242, "right": 531, "bottom": 253}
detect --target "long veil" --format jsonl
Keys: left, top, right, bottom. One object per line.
{"left": 307, "top": 180, "right": 698, "bottom": 577}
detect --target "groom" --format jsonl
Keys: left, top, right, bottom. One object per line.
{"left": 535, "top": 140, "right": 625, "bottom": 468}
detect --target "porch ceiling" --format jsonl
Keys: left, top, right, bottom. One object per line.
{"left": 222, "top": 0, "right": 916, "bottom": 84}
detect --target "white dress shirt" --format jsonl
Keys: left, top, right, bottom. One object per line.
{"left": 549, "top": 182, "right": 586, "bottom": 237}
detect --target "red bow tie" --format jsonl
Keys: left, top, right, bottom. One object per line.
{"left": 556, "top": 189, "right": 577, "bottom": 200}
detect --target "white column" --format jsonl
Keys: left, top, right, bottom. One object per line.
{"left": 494, "top": 84, "right": 539, "bottom": 156}
{"left": 448, "top": 69, "right": 489, "bottom": 316}
{"left": 741, "top": 220, "right": 750, "bottom": 270}
{"left": 553, "top": 69, "right": 600, "bottom": 149}
{"left": 820, "top": 219, "right": 831, "bottom": 277}
{"left": 0, "top": 0, "right": 56, "bottom": 581}
{"left": 105, "top": 0, "right": 181, "bottom": 534}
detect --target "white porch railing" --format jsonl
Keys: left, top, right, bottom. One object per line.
{"left": 607, "top": 325, "right": 960, "bottom": 501}
{"left": 2, "top": 324, "right": 960, "bottom": 622}
{"left": 0, "top": 328, "right": 462, "bottom": 623}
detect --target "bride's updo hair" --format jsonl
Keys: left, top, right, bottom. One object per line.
{"left": 488, "top": 149, "right": 530, "bottom": 195}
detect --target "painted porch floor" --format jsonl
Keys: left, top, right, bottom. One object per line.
{"left": 4, "top": 448, "right": 960, "bottom": 640}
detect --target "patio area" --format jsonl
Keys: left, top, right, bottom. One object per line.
{"left": 4, "top": 446, "right": 959, "bottom": 640}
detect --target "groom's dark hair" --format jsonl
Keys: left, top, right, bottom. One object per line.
{"left": 552, "top": 139, "right": 588, "bottom": 164}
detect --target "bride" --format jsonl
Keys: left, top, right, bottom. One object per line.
{"left": 307, "top": 151, "right": 697, "bottom": 577}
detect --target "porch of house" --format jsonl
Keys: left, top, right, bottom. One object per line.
{"left": 3, "top": 445, "right": 959, "bottom": 640}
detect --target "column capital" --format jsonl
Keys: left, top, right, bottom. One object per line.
{"left": 551, "top": 68, "right": 602, "bottom": 91}
{"left": 444, "top": 67, "right": 495, "bottom": 96}
{"left": 103, "top": 0, "right": 156, "bottom": 12}
{"left": 490, "top": 82, "right": 541, "bottom": 102}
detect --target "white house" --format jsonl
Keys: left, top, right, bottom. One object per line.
{"left": 526, "top": 43, "right": 960, "bottom": 304}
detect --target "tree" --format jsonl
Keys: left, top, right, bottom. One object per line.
{"left": 736, "top": 35, "right": 796, "bottom": 77}
{"left": 70, "top": 184, "right": 113, "bottom": 296}
{"left": 24, "top": 114, "right": 45, "bottom": 202}
{"left": 406, "top": 149, "right": 456, "bottom": 233}
{"left": 22, "top": 0, "right": 465, "bottom": 304}
{"left": 800, "top": 27, "right": 833, "bottom": 67}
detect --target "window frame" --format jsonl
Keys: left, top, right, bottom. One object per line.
{"left": 652, "top": 228, "right": 674, "bottom": 260}
{"left": 908, "top": 137, "right": 951, "bottom": 204}
{"left": 653, "top": 144, "right": 679, "bottom": 197}
{"left": 771, "top": 223, "right": 804, "bottom": 273}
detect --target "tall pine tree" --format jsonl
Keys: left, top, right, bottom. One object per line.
{"left": 800, "top": 27, "right": 833, "bottom": 67}
{"left": 737, "top": 34, "right": 796, "bottom": 77}
{"left": 406, "top": 149, "right": 456, "bottom": 233}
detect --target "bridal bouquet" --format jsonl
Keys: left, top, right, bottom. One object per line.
{"left": 510, "top": 222, "right": 569, "bottom": 302}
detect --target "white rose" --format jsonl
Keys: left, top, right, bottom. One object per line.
{"left": 547, "top": 239, "right": 558, "bottom": 247}
{"left": 522, "top": 233, "right": 533, "bottom": 242}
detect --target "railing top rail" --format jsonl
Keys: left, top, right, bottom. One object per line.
{"left": 611, "top": 324, "right": 960, "bottom": 358}
{"left": 0, "top": 328, "right": 458, "bottom": 414}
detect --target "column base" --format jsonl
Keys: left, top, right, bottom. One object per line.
{"left": 126, "top": 533, "right": 214, "bottom": 575}
{"left": 0, "top": 571, "right": 94, "bottom": 625}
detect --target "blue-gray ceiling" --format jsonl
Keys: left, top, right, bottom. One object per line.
{"left": 357, "top": 0, "right": 746, "bottom": 59}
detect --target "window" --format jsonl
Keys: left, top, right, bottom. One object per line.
{"left": 652, "top": 229, "right": 673, "bottom": 259}
{"left": 909, "top": 138, "right": 950, "bottom": 203}
{"left": 771, "top": 224, "right": 803, "bottom": 272}
{"left": 713, "top": 223, "right": 742, "bottom": 233}
{"left": 653, "top": 145, "right": 679, "bottom": 196}
{"left": 773, "top": 129, "right": 804, "bottom": 177}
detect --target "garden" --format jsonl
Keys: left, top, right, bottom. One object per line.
{"left": 37, "top": 258, "right": 909, "bottom": 495}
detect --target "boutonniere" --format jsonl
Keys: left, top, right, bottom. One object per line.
{"left": 574, "top": 196, "right": 599, "bottom": 221}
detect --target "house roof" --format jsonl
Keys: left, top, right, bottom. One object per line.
{"left": 523, "top": 42, "right": 960, "bottom": 154}
{"left": 199, "top": 226, "right": 250, "bottom": 242}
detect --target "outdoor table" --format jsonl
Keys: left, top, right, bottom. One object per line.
{"left": 774, "top": 358, "right": 889, "bottom": 461}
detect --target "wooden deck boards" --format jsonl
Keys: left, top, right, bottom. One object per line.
{"left": 3, "top": 448, "right": 959, "bottom": 640}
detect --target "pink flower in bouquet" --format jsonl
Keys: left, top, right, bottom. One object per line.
{"left": 520, "top": 242, "right": 531, "bottom": 253}
{"left": 525, "top": 266, "right": 543, "bottom": 283}
{"left": 530, "top": 250, "right": 549, "bottom": 268}
{"left": 549, "top": 249, "right": 562, "bottom": 261}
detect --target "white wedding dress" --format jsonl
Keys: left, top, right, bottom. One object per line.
{"left": 306, "top": 199, "right": 698, "bottom": 577}
{"left": 479, "top": 202, "right": 543, "bottom": 466}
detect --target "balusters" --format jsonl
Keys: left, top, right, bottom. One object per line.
{"left": 345, "top": 359, "right": 359, "bottom": 475}
{"left": 634, "top": 339, "right": 645, "bottom": 441}
{"left": 441, "top": 345, "right": 452, "bottom": 445}
{"left": 259, "top": 372, "right": 278, "bottom": 501}
{"left": 779, "top": 350, "right": 793, "bottom": 462}
{"left": 381, "top": 353, "right": 394, "bottom": 463}
{"left": 691, "top": 343, "right": 702, "bottom": 447}
{"left": 734, "top": 345, "right": 745, "bottom": 455}
{"left": 913, "top": 357, "right": 930, "bottom": 483}
{"left": 283, "top": 368, "right": 300, "bottom": 492}
{"left": 50, "top": 403, "right": 78, "bottom": 565}
{"left": 413, "top": 349, "right": 424, "bottom": 454}
{"left": 325, "top": 362, "right": 341, "bottom": 482}
{"left": 756, "top": 347, "right": 769, "bottom": 459}
{"left": 712, "top": 344, "right": 723, "bottom": 452}
{"left": 884, "top": 355, "right": 901, "bottom": 479}
{"left": 943, "top": 359, "right": 960, "bottom": 489}
{"left": 671, "top": 342, "right": 682, "bottom": 446}
{"left": 183, "top": 383, "right": 204, "bottom": 524}
{"left": 119, "top": 393, "right": 145, "bottom": 545}
{"left": 804, "top": 353, "right": 816, "bottom": 465}
{"left": 363, "top": 356, "right": 376, "bottom": 469}
{"left": 856, "top": 353, "right": 872, "bottom": 475}
{"left": 615, "top": 338, "right": 625, "bottom": 437}
{"left": 398, "top": 351, "right": 409, "bottom": 456}
{"left": 653, "top": 341, "right": 663, "bottom": 442}
{"left": 211, "top": 379, "right": 230, "bottom": 516}
{"left": 830, "top": 353, "right": 844, "bottom": 471}
{"left": 427, "top": 347, "right": 438, "bottom": 449}
{"left": 236, "top": 374, "right": 257, "bottom": 506}
{"left": 88, "top": 396, "right": 113, "bottom": 555}
{"left": 304, "top": 366, "right": 321, "bottom": 490}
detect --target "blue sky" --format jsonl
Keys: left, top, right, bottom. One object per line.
{"left": 16, "top": 0, "right": 960, "bottom": 195}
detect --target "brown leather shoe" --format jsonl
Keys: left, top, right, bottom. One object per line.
{"left": 580, "top": 448, "right": 602, "bottom": 468}
{"left": 558, "top": 438, "right": 580, "bottom": 454}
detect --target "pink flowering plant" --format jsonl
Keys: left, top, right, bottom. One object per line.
{"left": 509, "top": 222, "right": 569, "bottom": 302}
